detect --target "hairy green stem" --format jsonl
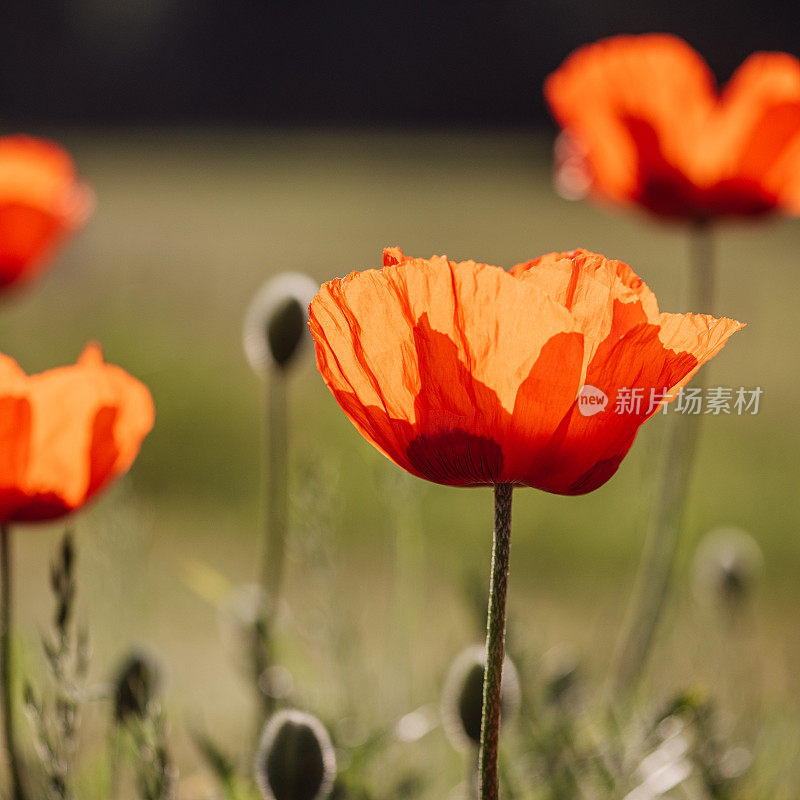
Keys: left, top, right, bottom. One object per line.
{"left": 479, "top": 483, "right": 513, "bottom": 800}
{"left": 1, "top": 524, "right": 27, "bottom": 800}
{"left": 611, "top": 221, "right": 714, "bottom": 696}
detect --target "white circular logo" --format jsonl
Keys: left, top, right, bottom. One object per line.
{"left": 577, "top": 385, "right": 608, "bottom": 416}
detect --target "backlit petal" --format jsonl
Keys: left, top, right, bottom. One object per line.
{"left": 311, "top": 248, "right": 743, "bottom": 493}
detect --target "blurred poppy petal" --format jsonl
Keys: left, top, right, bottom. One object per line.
{"left": 0, "top": 136, "right": 92, "bottom": 290}
{"left": 546, "top": 35, "right": 800, "bottom": 220}
{"left": 0, "top": 346, "right": 154, "bottom": 523}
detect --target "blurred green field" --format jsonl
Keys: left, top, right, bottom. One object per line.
{"left": 1, "top": 129, "right": 799, "bottom": 795}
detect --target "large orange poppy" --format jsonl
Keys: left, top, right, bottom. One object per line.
{"left": 309, "top": 247, "right": 743, "bottom": 494}
{"left": 0, "top": 136, "right": 92, "bottom": 291}
{"left": 0, "top": 344, "right": 154, "bottom": 523}
{"left": 545, "top": 34, "right": 800, "bottom": 219}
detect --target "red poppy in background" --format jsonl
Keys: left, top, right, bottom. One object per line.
{"left": 545, "top": 34, "right": 800, "bottom": 220}
{"left": 0, "top": 135, "right": 92, "bottom": 291}
{"left": 0, "top": 344, "right": 154, "bottom": 523}
{"left": 309, "top": 247, "right": 743, "bottom": 495}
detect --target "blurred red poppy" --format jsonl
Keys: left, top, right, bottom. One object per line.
{"left": 0, "top": 344, "right": 154, "bottom": 523}
{"left": 309, "top": 248, "right": 743, "bottom": 494}
{"left": 0, "top": 136, "right": 92, "bottom": 291}
{"left": 546, "top": 34, "right": 800, "bottom": 219}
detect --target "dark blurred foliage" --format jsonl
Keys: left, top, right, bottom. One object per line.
{"left": 2, "top": 0, "right": 799, "bottom": 127}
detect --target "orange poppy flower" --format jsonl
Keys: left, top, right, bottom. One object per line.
{"left": 0, "top": 344, "right": 154, "bottom": 523}
{"left": 0, "top": 136, "right": 92, "bottom": 290}
{"left": 309, "top": 247, "right": 743, "bottom": 494}
{"left": 545, "top": 34, "right": 800, "bottom": 219}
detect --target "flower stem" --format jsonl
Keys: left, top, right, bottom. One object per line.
{"left": 689, "top": 219, "right": 714, "bottom": 312}
{"left": 611, "top": 220, "right": 714, "bottom": 697}
{"left": 254, "top": 370, "right": 289, "bottom": 720}
{"left": 263, "top": 370, "right": 289, "bottom": 616}
{"left": 1, "top": 524, "right": 27, "bottom": 800}
{"left": 479, "top": 483, "right": 513, "bottom": 800}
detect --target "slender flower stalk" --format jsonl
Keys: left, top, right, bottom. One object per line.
{"left": 611, "top": 221, "right": 714, "bottom": 696}
{"left": 1, "top": 524, "right": 27, "bottom": 800}
{"left": 252, "top": 369, "right": 289, "bottom": 719}
{"left": 478, "top": 484, "right": 513, "bottom": 800}
{"left": 263, "top": 369, "right": 289, "bottom": 620}
{"left": 243, "top": 272, "right": 317, "bottom": 722}
{"left": 689, "top": 220, "right": 714, "bottom": 312}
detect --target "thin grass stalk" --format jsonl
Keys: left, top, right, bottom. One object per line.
{"left": 611, "top": 220, "right": 714, "bottom": 696}
{"left": 1, "top": 524, "right": 27, "bottom": 800}
{"left": 478, "top": 483, "right": 513, "bottom": 800}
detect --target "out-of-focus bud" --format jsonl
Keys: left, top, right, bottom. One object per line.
{"left": 692, "top": 527, "right": 763, "bottom": 608}
{"left": 255, "top": 710, "right": 336, "bottom": 800}
{"left": 243, "top": 273, "right": 318, "bottom": 374}
{"left": 441, "top": 644, "right": 520, "bottom": 750}
{"left": 112, "top": 650, "right": 160, "bottom": 725}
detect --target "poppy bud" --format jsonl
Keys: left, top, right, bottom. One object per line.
{"left": 441, "top": 644, "right": 520, "bottom": 750}
{"left": 255, "top": 710, "right": 336, "bottom": 800}
{"left": 692, "top": 527, "right": 763, "bottom": 608}
{"left": 243, "top": 273, "right": 318, "bottom": 374}
{"left": 112, "top": 650, "right": 160, "bottom": 725}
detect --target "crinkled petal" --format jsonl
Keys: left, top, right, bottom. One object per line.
{"left": 511, "top": 249, "right": 659, "bottom": 370}
{"left": 310, "top": 254, "right": 578, "bottom": 486}
{"left": 310, "top": 247, "right": 744, "bottom": 494}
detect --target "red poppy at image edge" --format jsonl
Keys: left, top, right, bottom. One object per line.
{"left": 0, "top": 135, "right": 93, "bottom": 290}
{"left": 545, "top": 34, "right": 800, "bottom": 220}
{"left": 0, "top": 344, "right": 155, "bottom": 523}
{"left": 309, "top": 248, "right": 744, "bottom": 495}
